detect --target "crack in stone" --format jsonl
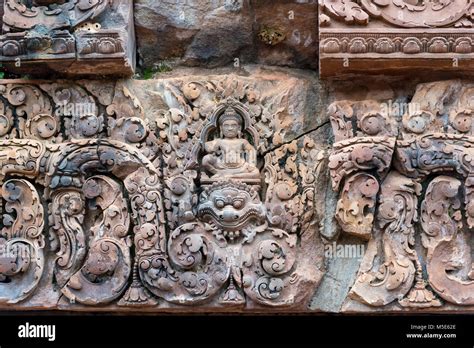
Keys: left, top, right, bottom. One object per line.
{"left": 262, "top": 120, "right": 330, "bottom": 157}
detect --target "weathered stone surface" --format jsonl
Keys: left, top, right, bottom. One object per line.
{"left": 253, "top": 0, "right": 318, "bottom": 69}
{"left": 309, "top": 236, "right": 363, "bottom": 313}
{"left": 0, "top": 0, "right": 136, "bottom": 76}
{"left": 134, "top": 1, "right": 318, "bottom": 70}
{"left": 0, "top": 66, "right": 331, "bottom": 312}
{"left": 134, "top": 0, "right": 254, "bottom": 69}
{"left": 1, "top": 71, "right": 474, "bottom": 313}
{"left": 4, "top": 67, "right": 474, "bottom": 314}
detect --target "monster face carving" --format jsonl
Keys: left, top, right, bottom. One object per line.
{"left": 197, "top": 182, "right": 266, "bottom": 241}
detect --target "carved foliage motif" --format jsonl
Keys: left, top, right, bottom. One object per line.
{"left": 51, "top": 176, "right": 131, "bottom": 305}
{"left": 0, "top": 81, "right": 143, "bottom": 144}
{"left": 0, "top": 79, "right": 158, "bottom": 307}
{"left": 330, "top": 80, "right": 474, "bottom": 309}
{"left": 0, "top": 179, "right": 44, "bottom": 304}
{"left": 3, "top": 0, "right": 111, "bottom": 32}
{"left": 0, "top": 77, "right": 325, "bottom": 310}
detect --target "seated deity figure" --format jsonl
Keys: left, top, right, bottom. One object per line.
{"left": 202, "top": 107, "right": 260, "bottom": 182}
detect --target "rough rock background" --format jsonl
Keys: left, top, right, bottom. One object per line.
{"left": 134, "top": 0, "right": 318, "bottom": 70}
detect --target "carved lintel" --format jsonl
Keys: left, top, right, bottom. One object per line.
{"left": 0, "top": 76, "right": 325, "bottom": 311}
{"left": 0, "top": 0, "right": 135, "bottom": 76}
{"left": 319, "top": 0, "right": 474, "bottom": 76}
{"left": 331, "top": 80, "right": 474, "bottom": 310}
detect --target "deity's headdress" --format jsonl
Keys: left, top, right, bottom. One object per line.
{"left": 219, "top": 107, "right": 243, "bottom": 125}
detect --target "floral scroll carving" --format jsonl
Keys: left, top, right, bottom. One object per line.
{"left": 0, "top": 77, "right": 326, "bottom": 311}
{"left": 330, "top": 79, "right": 474, "bottom": 310}
{"left": 0, "top": 179, "right": 44, "bottom": 304}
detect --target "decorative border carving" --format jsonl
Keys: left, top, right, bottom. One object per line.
{"left": 319, "top": 0, "right": 474, "bottom": 75}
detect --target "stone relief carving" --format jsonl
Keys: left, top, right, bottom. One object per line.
{"left": 0, "top": 76, "right": 325, "bottom": 311}
{"left": 51, "top": 175, "right": 132, "bottom": 305}
{"left": 0, "top": 0, "right": 135, "bottom": 76}
{"left": 319, "top": 0, "right": 474, "bottom": 75}
{"left": 319, "top": 0, "right": 474, "bottom": 28}
{"left": 0, "top": 179, "right": 45, "bottom": 304}
{"left": 141, "top": 76, "right": 326, "bottom": 308}
{"left": 330, "top": 79, "right": 474, "bottom": 311}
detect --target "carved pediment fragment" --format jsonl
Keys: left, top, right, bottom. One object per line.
{"left": 0, "top": 0, "right": 135, "bottom": 76}
{"left": 330, "top": 80, "right": 474, "bottom": 311}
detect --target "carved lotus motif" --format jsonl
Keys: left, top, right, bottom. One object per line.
{"left": 402, "top": 38, "right": 423, "bottom": 54}
{"left": 2, "top": 41, "right": 20, "bottom": 56}
{"left": 428, "top": 38, "right": 449, "bottom": 53}
{"left": 374, "top": 38, "right": 395, "bottom": 53}
{"left": 349, "top": 38, "right": 368, "bottom": 53}
{"left": 454, "top": 38, "right": 472, "bottom": 53}
{"left": 321, "top": 39, "right": 341, "bottom": 53}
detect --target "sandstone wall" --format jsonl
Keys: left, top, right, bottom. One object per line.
{"left": 0, "top": 0, "right": 473, "bottom": 314}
